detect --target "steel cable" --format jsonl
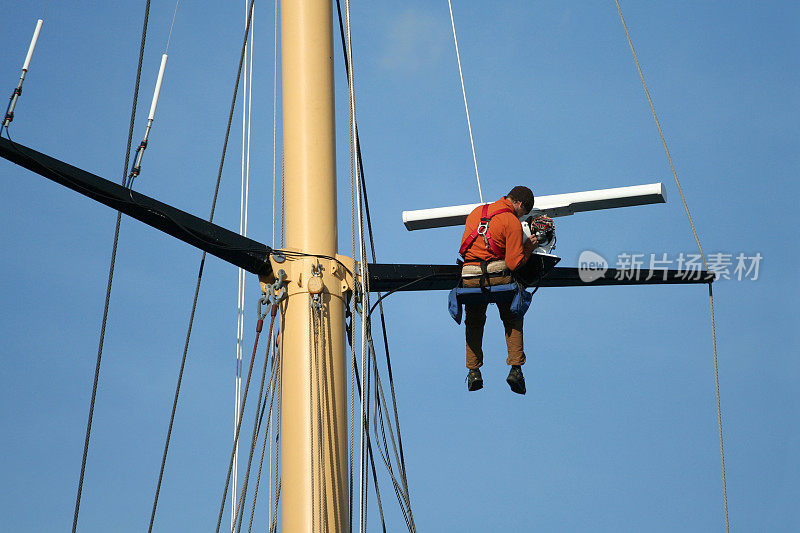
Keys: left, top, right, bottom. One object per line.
{"left": 333, "top": 1, "right": 415, "bottom": 529}
{"left": 234, "top": 306, "right": 280, "bottom": 533}
{"left": 149, "top": 2, "right": 256, "bottom": 529}
{"left": 215, "top": 310, "right": 274, "bottom": 533}
{"left": 72, "top": 2, "right": 151, "bottom": 531}
{"left": 246, "top": 333, "right": 280, "bottom": 532}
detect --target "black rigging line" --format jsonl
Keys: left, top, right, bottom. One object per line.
{"left": 71, "top": 2, "right": 152, "bottom": 531}
{"left": 333, "top": 1, "right": 416, "bottom": 529}
{"left": 149, "top": 0, "right": 256, "bottom": 529}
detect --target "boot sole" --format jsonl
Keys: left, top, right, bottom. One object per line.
{"left": 468, "top": 379, "right": 483, "bottom": 391}
{"left": 506, "top": 377, "right": 526, "bottom": 395}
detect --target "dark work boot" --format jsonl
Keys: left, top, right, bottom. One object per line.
{"left": 467, "top": 368, "right": 483, "bottom": 391}
{"left": 506, "top": 365, "right": 526, "bottom": 395}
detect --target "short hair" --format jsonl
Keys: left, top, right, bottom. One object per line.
{"left": 507, "top": 186, "right": 534, "bottom": 213}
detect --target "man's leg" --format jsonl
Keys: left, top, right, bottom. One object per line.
{"left": 498, "top": 302, "right": 526, "bottom": 394}
{"left": 497, "top": 302, "right": 525, "bottom": 366}
{"left": 464, "top": 301, "right": 488, "bottom": 370}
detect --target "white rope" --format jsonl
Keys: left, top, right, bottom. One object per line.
{"left": 268, "top": 0, "right": 279, "bottom": 526}
{"left": 233, "top": 2, "right": 255, "bottom": 529}
{"left": 447, "top": 0, "right": 483, "bottom": 203}
{"left": 341, "top": 1, "right": 371, "bottom": 531}
{"left": 271, "top": 0, "right": 279, "bottom": 248}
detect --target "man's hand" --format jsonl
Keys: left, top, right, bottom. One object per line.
{"left": 528, "top": 234, "right": 539, "bottom": 247}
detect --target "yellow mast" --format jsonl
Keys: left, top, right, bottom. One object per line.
{"left": 276, "top": 0, "right": 349, "bottom": 530}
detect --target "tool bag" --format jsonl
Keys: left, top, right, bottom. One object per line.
{"left": 448, "top": 282, "right": 532, "bottom": 324}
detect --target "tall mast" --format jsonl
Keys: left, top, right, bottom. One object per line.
{"left": 279, "top": 0, "right": 348, "bottom": 530}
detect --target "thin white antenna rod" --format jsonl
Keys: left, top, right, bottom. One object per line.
{"left": 22, "top": 19, "right": 44, "bottom": 72}
{"left": 3, "top": 19, "right": 44, "bottom": 128}
{"left": 447, "top": 0, "right": 484, "bottom": 203}
{"left": 127, "top": 54, "right": 168, "bottom": 184}
{"left": 148, "top": 54, "right": 168, "bottom": 121}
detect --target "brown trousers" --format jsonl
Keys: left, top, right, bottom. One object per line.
{"left": 463, "top": 275, "right": 525, "bottom": 369}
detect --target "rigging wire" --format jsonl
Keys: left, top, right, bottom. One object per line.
{"left": 447, "top": 0, "right": 484, "bottom": 203}
{"left": 613, "top": 2, "right": 728, "bottom": 531}
{"left": 164, "top": 0, "right": 182, "bottom": 54}
{"left": 333, "top": 0, "right": 416, "bottom": 529}
{"left": 269, "top": 3, "right": 280, "bottom": 523}
{"left": 148, "top": 1, "right": 257, "bottom": 529}
{"left": 72, "top": 2, "right": 152, "bottom": 532}
{"left": 272, "top": 0, "right": 279, "bottom": 249}
{"left": 339, "top": 2, "right": 372, "bottom": 530}
{"left": 233, "top": 1, "right": 255, "bottom": 526}
{"left": 246, "top": 325, "right": 281, "bottom": 532}
{"left": 233, "top": 305, "right": 279, "bottom": 533}
{"left": 269, "top": 338, "right": 283, "bottom": 533}
{"left": 215, "top": 306, "right": 274, "bottom": 533}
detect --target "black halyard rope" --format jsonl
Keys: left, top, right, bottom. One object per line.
{"left": 149, "top": 1, "right": 256, "bottom": 529}
{"left": 333, "top": 1, "right": 416, "bottom": 530}
{"left": 72, "top": 2, "right": 152, "bottom": 531}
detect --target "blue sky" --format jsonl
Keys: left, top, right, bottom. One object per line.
{"left": 1, "top": 1, "right": 798, "bottom": 531}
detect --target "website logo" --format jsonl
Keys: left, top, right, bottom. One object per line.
{"left": 578, "top": 250, "right": 608, "bottom": 283}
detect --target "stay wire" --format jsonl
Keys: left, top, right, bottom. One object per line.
{"left": 72, "top": 2, "right": 151, "bottom": 531}
{"left": 348, "top": 340, "right": 389, "bottom": 533}
{"left": 614, "top": 3, "right": 728, "bottom": 531}
{"left": 234, "top": 306, "right": 279, "bottom": 533}
{"left": 368, "top": 344, "right": 411, "bottom": 530}
{"left": 338, "top": 2, "right": 371, "bottom": 530}
{"left": 447, "top": 0, "right": 483, "bottom": 203}
{"left": 216, "top": 311, "right": 275, "bottom": 533}
{"left": 361, "top": 317, "right": 412, "bottom": 531}
{"left": 234, "top": 1, "right": 254, "bottom": 524}
{"left": 150, "top": 1, "right": 257, "bottom": 528}
{"left": 246, "top": 330, "right": 281, "bottom": 533}
{"left": 164, "top": 0, "right": 181, "bottom": 54}
{"left": 269, "top": 352, "right": 282, "bottom": 533}
{"left": 333, "top": 1, "right": 415, "bottom": 528}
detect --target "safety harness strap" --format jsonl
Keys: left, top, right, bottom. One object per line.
{"left": 458, "top": 204, "right": 513, "bottom": 259}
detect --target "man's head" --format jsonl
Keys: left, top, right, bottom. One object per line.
{"left": 506, "top": 185, "right": 534, "bottom": 217}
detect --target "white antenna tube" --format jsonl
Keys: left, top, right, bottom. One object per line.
{"left": 148, "top": 54, "right": 168, "bottom": 121}
{"left": 128, "top": 55, "right": 169, "bottom": 183}
{"left": 4, "top": 19, "right": 44, "bottom": 128}
{"left": 22, "top": 19, "right": 44, "bottom": 71}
